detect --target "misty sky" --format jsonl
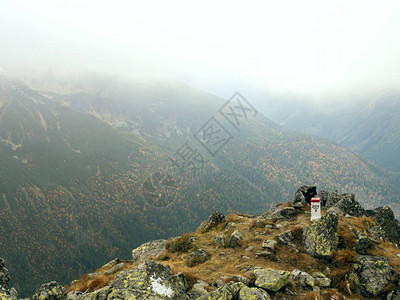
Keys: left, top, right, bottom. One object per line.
{"left": 1, "top": 0, "right": 400, "bottom": 98}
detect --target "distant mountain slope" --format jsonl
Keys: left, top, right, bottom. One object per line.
{"left": 263, "top": 92, "right": 400, "bottom": 173}
{"left": 0, "top": 76, "right": 399, "bottom": 296}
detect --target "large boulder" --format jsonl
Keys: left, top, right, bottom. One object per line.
{"left": 292, "top": 186, "right": 317, "bottom": 208}
{"left": 108, "top": 260, "right": 187, "bottom": 299}
{"left": 200, "top": 211, "right": 226, "bottom": 232}
{"left": 302, "top": 213, "right": 339, "bottom": 259}
{"left": 353, "top": 255, "right": 392, "bottom": 297}
{"left": 254, "top": 268, "right": 291, "bottom": 292}
{"left": 366, "top": 206, "right": 400, "bottom": 245}
{"left": 132, "top": 239, "right": 167, "bottom": 263}
{"left": 32, "top": 281, "right": 67, "bottom": 300}
{"left": 326, "top": 193, "right": 365, "bottom": 216}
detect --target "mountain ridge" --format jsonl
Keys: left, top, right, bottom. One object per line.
{"left": 1, "top": 76, "right": 399, "bottom": 296}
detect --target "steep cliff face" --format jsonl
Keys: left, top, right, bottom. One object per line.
{"left": 5, "top": 186, "right": 398, "bottom": 300}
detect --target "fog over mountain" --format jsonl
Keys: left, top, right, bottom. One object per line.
{"left": 1, "top": 0, "right": 400, "bottom": 98}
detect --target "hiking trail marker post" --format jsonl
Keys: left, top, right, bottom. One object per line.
{"left": 311, "top": 197, "right": 321, "bottom": 220}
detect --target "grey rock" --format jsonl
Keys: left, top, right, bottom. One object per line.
{"left": 109, "top": 260, "right": 187, "bottom": 299}
{"left": 67, "top": 291, "right": 82, "bottom": 300}
{"left": 238, "top": 286, "right": 270, "bottom": 300}
{"left": 227, "top": 230, "right": 243, "bottom": 248}
{"left": 261, "top": 206, "right": 297, "bottom": 220}
{"left": 326, "top": 193, "right": 365, "bottom": 217}
{"left": 354, "top": 255, "right": 392, "bottom": 297}
{"left": 325, "top": 190, "right": 339, "bottom": 208}
{"left": 293, "top": 185, "right": 317, "bottom": 207}
{"left": 354, "top": 231, "right": 372, "bottom": 254}
{"left": 198, "top": 282, "right": 244, "bottom": 300}
{"left": 200, "top": 211, "right": 226, "bottom": 232}
{"left": 291, "top": 269, "right": 314, "bottom": 289}
{"left": 224, "top": 222, "right": 236, "bottom": 232}
{"left": 101, "top": 258, "right": 122, "bottom": 269}
{"left": 316, "top": 190, "right": 329, "bottom": 207}
{"left": 211, "top": 280, "right": 224, "bottom": 288}
{"left": 214, "top": 233, "right": 225, "bottom": 247}
{"left": 254, "top": 250, "right": 272, "bottom": 258}
{"left": 105, "top": 262, "right": 125, "bottom": 275}
{"left": 245, "top": 245, "right": 254, "bottom": 251}
{"left": 387, "top": 288, "right": 400, "bottom": 300}
{"left": 262, "top": 240, "right": 277, "bottom": 250}
{"left": 189, "top": 280, "right": 208, "bottom": 299}
{"left": 131, "top": 239, "right": 167, "bottom": 263}
{"left": 312, "top": 272, "right": 331, "bottom": 288}
{"left": 230, "top": 275, "right": 251, "bottom": 286}
{"left": 367, "top": 206, "right": 400, "bottom": 245}
{"left": 302, "top": 213, "right": 339, "bottom": 258}
{"left": 188, "top": 248, "right": 210, "bottom": 266}
{"left": 76, "top": 286, "right": 110, "bottom": 300}
{"left": 0, "top": 258, "right": 10, "bottom": 290}
{"left": 369, "top": 225, "right": 384, "bottom": 243}
{"left": 32, "top": 281, "right": 67, "bottom": 300}
{"left": 276, "top": 230, "right": 297, "bottom": 249}
{"left": 254, "top": 268, "right": 291, "bottom": 292}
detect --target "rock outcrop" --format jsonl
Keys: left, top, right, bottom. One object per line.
{"left": 292, "top": 185, "right": 317, "bottom": 207}
{"left": 108, "top": 260, "right": 187, "bottom": 299}
{"left": 132, "top": 239, "right": 168, "bottom": 263}
{"left": 6, "top": 186, "right": 400, "bottom": 300}
{"left": 366, "top": 206, "right": 400, "bottom": 245}
{"left": 0, "top": 259, "right": 17, "bottom": 300}
{"left": 200, "top": 211, "right": 225, "bottom": 232}
{"left": 32, "top": 281, "right": 66, "bottom": 300}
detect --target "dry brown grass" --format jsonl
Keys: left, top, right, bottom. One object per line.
{"left": 323, "top": 289, "right": 345, "bottom": 300}
{"left": 348, "top": 216, "right": 375, "bottom": 233}
{"left": 181, "top": 271, "right": 200, "bottom": 288}
{"left": 290, "top": 225, "right": 303, "bottom": 243}
{"left": 285, "top": 201, "right": 294, "bottom": 208}
{"left": 332, "top": 249, "right": 357, "bottom": 266}
{"left": 370, "top": 240, "right": 400, "bottom": 274}
{"left": 156, "top": 213, "right": 325, "bottom": 287}
{"left": 305, "top": 290, "right": 321, "bottom": 300}
{"left": 337, "top": 220, "right": 356, "bottom": 248}
{"left": 68, "top": 261, "right": 133, "bottom": 293}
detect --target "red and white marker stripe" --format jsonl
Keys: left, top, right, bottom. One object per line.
{"left": 311, "top": 197, "right": 321, "bottom": 220}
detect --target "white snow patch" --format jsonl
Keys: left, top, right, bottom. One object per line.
{"left": 148, "top": 275, "right": 174, "bottom": 297}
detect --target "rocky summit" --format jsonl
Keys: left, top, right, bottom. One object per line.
{"left": 2, "top": 186, "right": 400, "bottom": 300}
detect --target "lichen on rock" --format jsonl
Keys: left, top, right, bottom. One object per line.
{"left": 254, "top": 268, "right": 291, "bottom": 292}
{"left": 302, "top": 213, "right": 339, "bottom": 258}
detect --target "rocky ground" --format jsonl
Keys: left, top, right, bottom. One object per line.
{"left": 1, "top": 186, "right": 400, "bottom": 299}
